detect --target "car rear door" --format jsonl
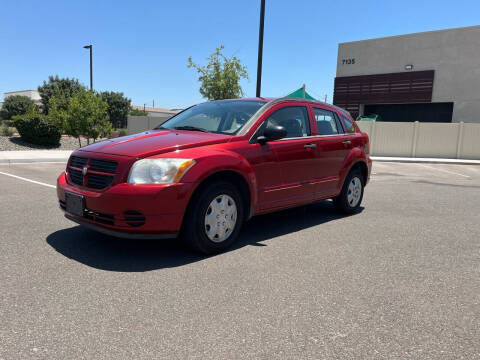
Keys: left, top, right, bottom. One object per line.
{"left": 307, "top": 106, "right": 351, "bottom": 198}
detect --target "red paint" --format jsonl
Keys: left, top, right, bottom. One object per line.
{"left": 57, "top": 98, "right": 371, "bottom": 236}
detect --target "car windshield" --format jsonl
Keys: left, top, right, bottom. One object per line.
{"left": 159, "top": 100, "right": 266, "bottom": 135}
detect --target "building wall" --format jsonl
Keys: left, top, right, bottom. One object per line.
{"left": 127, "top": 115, "right": 174, "bottom": 135}
{"left": 336, "top": 25, "right": 480, "bottom": 123}
{"left": 4, "top": 90, "right": 42, "bottom": 104}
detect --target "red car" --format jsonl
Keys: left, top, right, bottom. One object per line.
{"left": 57, "top": 98, "right": 371, "bottom": 254}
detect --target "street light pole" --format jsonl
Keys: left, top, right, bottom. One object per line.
{"left": 256, "top": 0, "right": 266, "bottom": 98}
{"left": 83, "top": 45, "right": 93, "bottom": 91}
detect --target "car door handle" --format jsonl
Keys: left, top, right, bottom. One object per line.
{"left": 342, "top": 140, "right": 352, "bottom": 145}
{"left": 304, "top": 144, "right": 317, "bottom": 149}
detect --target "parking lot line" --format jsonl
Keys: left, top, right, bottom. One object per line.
{"left": 0, "top": 170, "right": 56, "bottom": 189}
{"left": 417, "top": 164, "right": 471, "bottom": 178}
{"left": 0, "top": 161, "right": 67, "bottom": 165}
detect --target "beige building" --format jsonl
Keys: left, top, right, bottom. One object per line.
{"left": 131, "top": 105, "right": 179, "bottom": 118}
{"left": 4, "top": 90, "right": 42, "bottom": 105}
{"left": 334, "top": 25, "right": 480, "bottom": 123}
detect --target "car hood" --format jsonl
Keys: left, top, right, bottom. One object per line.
{"left": 76, "top": 129, "right": 231, "bottom": 158}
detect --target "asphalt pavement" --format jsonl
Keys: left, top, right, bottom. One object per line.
{"left": 0, "top": 161, "right": 479, "bottom": 359}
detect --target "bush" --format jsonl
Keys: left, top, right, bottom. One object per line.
{"left": 108, "top": 129, "right": 127, "bottom": 139}
{"left": 38, "top": 75, "right": 86, "bottom": 114}
{"left": 13, "top": 114, "right": 61, "bottom": 146}
{"left": 129, "top": 108, "right": 148, "bottom": 116}
{"left": 0, "top": 124, "right": 16, "bottom": 136}
{"left": 101, "top": 91, "right": 131, "bottom": 128}
{"left": 0, "top": 95, "right": 34, "bottom": 120}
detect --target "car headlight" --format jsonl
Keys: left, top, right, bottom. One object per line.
{"left": 127, "top": 158, "right": 195, "bottom": 184}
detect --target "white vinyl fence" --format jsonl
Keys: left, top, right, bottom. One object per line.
{"left": 357, "top": 121, "right": 480, "bottom": 160}
{"left": 127, "top": 115, "right": 173, "bottom": 135}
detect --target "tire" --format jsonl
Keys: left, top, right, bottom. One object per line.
{"left": 183, "top": 181, "right": 244, "bottom": 254}
{"left": 333, "top": 169, "right": 364, "bottom": 214}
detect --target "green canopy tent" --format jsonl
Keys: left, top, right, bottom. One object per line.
{"left": 284, "top": 85, "right": 316, "bottom": 100}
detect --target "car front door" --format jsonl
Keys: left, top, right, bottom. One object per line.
{"left": 253, "top": 103, "right": 318, "bottom": 211}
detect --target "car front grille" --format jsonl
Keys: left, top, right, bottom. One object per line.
{"left": 70, "top": 156, "right": 88, "bottom": 168}
{"left": 69, "top": 168, "right": 84, "bottom": 186}
{"left": 87, "top": 173, "right": 114, "bottom": 189}
{"left": 68, "top": 156, "right": 118, "bottom": 190}
{"left": 89, "top": 159, "right": 118, "bottom": 174}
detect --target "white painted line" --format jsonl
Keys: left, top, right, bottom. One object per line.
{"left": 0, "top": 171, "right": 56, "bottom": 189}
{"left": 417, "top": 164, "right": 471, "bottom": 178}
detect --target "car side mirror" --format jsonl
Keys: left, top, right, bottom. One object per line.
{"left": 257, "top": 125, "right": 287, "bottom": 144}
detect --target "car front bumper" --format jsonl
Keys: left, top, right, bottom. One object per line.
{"left": 57, "top": 172, "right": 195, "bottom": 238}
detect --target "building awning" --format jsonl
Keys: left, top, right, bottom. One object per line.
{"left": 284, "top": 85, "right": 316, "bottom": 100}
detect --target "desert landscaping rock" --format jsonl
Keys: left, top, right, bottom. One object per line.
{"left": 0, "top": 136, "right": 102, "bottom": 151}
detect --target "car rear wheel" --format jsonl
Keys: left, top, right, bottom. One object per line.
{"left": 183, "top": 181, "right": 244, "bottom": 254}
{"left": 333, "top": 169, "right": 364, "bottom": 214}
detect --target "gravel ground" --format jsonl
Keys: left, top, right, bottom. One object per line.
{"left": 0, "top": 136, "right": 102, "bottom": 151}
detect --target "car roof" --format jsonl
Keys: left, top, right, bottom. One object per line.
{"left": 203, "top": 97, "right": 352, "bottom": 120}
{"left": 211, "top": 97, "right": 351, "bottom": 117}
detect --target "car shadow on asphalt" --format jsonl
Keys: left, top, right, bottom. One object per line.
{"left": 46, "top": 201, "right": 362, "bottom": 272}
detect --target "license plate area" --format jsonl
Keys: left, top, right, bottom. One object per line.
{"left": 65, "top": 192, "right": 85, "bottom": 217}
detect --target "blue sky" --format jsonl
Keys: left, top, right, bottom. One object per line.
{"left": 1, "top": 0, "right": 479, "bottom": 108}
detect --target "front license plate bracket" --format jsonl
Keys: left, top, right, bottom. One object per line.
{"left": 65, "top": 192, "right": 85, "bottom": 217}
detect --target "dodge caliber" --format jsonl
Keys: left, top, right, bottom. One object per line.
{"left": 57, "top": 98, "right": 372, "bottom": 254}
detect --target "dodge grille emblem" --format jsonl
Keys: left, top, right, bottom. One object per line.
{"left": 82, "top": 166, "right": 88, "bottom": 176}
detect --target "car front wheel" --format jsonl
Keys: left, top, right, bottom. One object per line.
{"left": 183, "top": 181, "right": 244, "bottom": 254}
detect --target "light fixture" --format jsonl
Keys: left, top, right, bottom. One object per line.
{"left": 405, "top": 64, "right": 414, "bottom": 71}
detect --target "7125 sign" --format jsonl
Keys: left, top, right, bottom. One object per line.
{"left": 342, "top": 58, "right": 355, "bottom": 65}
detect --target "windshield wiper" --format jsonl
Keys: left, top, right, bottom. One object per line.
{"left": 173, "top": 126, "right": 208, "bottom": 133}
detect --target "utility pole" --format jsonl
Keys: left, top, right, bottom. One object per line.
{"left": 256, "top": 0, "right": 266, "bottom": 98}
{"left": 83, "top": 45, "right": 93, "bottom": 90}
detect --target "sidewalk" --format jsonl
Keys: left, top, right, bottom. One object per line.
{"left": 371, "top": 156, "right": 480, "bottom": 165}
{"left": 0, "top": 150, "right": 72, "bottom": 164}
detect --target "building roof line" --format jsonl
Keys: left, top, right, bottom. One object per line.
{"left": 4, "top": 89, "right": 38, "bottom": 94}
{"left": 131, "top": 105, "right": 179, "bottom": 114}
{"left": 339, "top": 24, "right": 480, "bottom": 45}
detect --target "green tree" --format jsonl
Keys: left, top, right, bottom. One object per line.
{"left": 49, "top": 90, "right": 112, "bottom": 146}
{"left": 100, "top": 91, "right": 131, "bottom": 129}
{"left": 129, "top": 108, "right": 148, "bottom": 116}
{"left": 0, "top": 95, "right": 34, "bottom": 120}
{"left": 38, "top": 75, "right": 86, "bottom": 114}
{"left": 188, "top": 45, "right": 248, "bottom": 100}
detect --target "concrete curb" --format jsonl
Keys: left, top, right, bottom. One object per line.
{"left": 371, "top": 156, "right": 480, "bottom": 165}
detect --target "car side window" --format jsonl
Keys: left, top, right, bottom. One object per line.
{"left": 341, "top": 115, "right": 356, "bottom": 134}
{"left": 313, "top": 108, "right": 340, "bottom": 135}
{"left": 264, "top": 106, "right": 310, "bottom": 138}
{"left": 333, "top": 113, "right": 344, "bottom": 134}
